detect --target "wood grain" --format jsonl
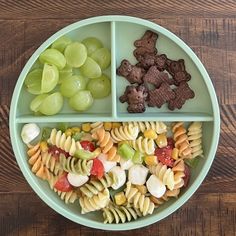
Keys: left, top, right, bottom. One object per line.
{"left": 1, "top": 1, "right": 236, "bottom": 235}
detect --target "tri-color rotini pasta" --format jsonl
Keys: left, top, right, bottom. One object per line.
{"left": 22, "top": 121, "right": 204, "bottom": 224}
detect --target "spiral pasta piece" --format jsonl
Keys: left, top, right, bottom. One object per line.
{"left": 27, "top": 143, "right": 48, "bottom": 180}
{"left": 172, "top": 122, "right": 192, "bottom": 159}
{"left": 80, "top": 173, "right": 115, "bottom": 198}
{"left": 129, "top": 136, "right": 155, "bottom": 155}
{"left": 41, "top": 151, "right": 63, "bottom": 176}
{"left": 90, "top": 122, "right": 104, "bottom": 133}
{"left": 102, "top": 203, "right": 142, "bottom": 224}
{"left": 188, "top": 122, "right": 203, "bottom": 159}
{"left": 92, "top": 128, "right": 120, "bottom": 162}
{"left": 123, "top": 121, "right": 167, "bottom": 134}
{"left": 172, "top": 159, "right": 185, "bottom": 189}
{"left": 125, "top": 182, "right": 155, "bottom": 216}
{"left": 79, "top": 188, "right": 110, "bottom": 214}
{"left": 48, "top": 128, "right": 82, "bottom": 156}
{"left": 47, "top": 172, "right": 78, "bottom": 204}
{"left": 111, "top": 124, "right": 139, "bottom": 143}
{"left": 59, "top": 155, "right": 93, "bottom": 176}
{"left": 148, "top": 162, "right": 175, "bottom": 190}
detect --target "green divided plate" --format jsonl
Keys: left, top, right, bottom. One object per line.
{"left": 9, "top": 16, "right": 220, "bottom": 230}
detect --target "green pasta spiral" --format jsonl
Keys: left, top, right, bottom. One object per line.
{"left": 102, "top": 204, "right": 142, "bottom": 224}
{"left": 80, "top": 173, "right": 116, "bottom": 198}
{"left": 59, "top": 154, "right": 93, "bottom": 175}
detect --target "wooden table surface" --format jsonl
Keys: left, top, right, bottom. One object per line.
{"left": 1, "top": 1, "right": 236, "bottom": 235}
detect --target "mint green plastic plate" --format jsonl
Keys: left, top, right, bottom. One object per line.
{"left": 10, "top": 16, "right": 220, "bottom": 230}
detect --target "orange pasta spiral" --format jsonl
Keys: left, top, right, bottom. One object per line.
{"left": 172, "top": 159, "right": 185, "bottom": 189}
{"left": 172, "top": 122, "right": 192, "bottom": 159}
{"left": 92, "top": 128, "right": 120, "bottom": 162}
{"left": 27, "top": 143, "right": 48, "bottom": 180}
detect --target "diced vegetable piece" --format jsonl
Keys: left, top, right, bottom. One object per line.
{"left": 74, "top": 149, "right": 96, "bottom": 160}
{"left": 128, "top": 164, "right": 149, "bottom": 185}
{"left": 183, "top": 164, "right": 190, "bottom": 187}
{"left": 80, "top": 140, "right": 95, "bottom": 152}
{"left": 56, "top": 122, "right": 68, "bottom": 132}
{"left": 41, "top": 127, "right": 52, "bottom": 141}
{"left": 155, "top": 147, "right": 174, "bottom": 167}
{"left": 110, "top": 166, "right": 126, "bottom": 190}
{"left": 104, "top": 122, "right": 112, "bottom": 131}
{"left": 185, "top": 157, "right": 200, "bottom": 168}
{"left": 67, "top": 173, "right": 89, "bottom": 187}
{"left": 155, "top": 133, "right": 168, "bottom": 148}
{"left": 118, "top": 143, "right": 135, "bottom": 160}
{"left": 114, "top": 192, "right": 127, "bottom": 206}
{"left": 146, "top": 175, "right": 166, "bottom": 198}
{"left": 112, "top": 122, "right": 121, "bottom": 129}
{"left": 40, "top": 141, "right": 48, "bottom": 152}
{"left": 90, "top": 158, "right": 104, "bottom": 179}
{"left": 82, "top": 123, "right": 91, "bottom": 132}
{"left": 72, "top": 132, "right": 83, "bottom": 142}
{"left": 71, "top": 127, "right": 81, "bottom": 133}
{"left": 65, "top": 128, "right": 72, "bottom": 137}
{"left": 144, "top": 155, "right": 158, "bottom": 166}
{"left": 144, "top": 129, "right": 157, "bottom": 139}
{"left": 54, "top": 173, "right": 73, "bottom": 192}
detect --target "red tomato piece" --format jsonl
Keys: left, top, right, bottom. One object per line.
{"left": 183, "top": 164, "right": 190, "bottom": 187}
{"left": 54, "top": 173, "right": 73, "bottom": 192}
{"left": 155, "top": 147, "right": 174, "bottom": 167}
{"left": 48, "top": 145, "right": 70, "bottom": 160}
{"left": 166, "top": 137, "right": 175, "bottom": 149}
{"left": 90, "top": 158, "right": 104, "bottom": 179}
{"left": 80, "top": 141, "right": 95, "bottom": 152}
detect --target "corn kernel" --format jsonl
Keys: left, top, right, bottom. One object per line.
{"left": 112, "top": 122, "right": 122, "bottom": 129}
{"left": 40, "top": 141, "right": 48, "bottom": 152}
{"left": 135, "top": 185, "right": 147, "bottom": 195}
{"left": 155, "top": 133, "right": 167, "bottom": 148}
{"left": 65, "top": 128, "right": 72, "bottom": 137}
{"left": 172, "top": 148, "right": 179, "bottom": 160}
{"left": 144, "top": 155, "right": 158, "bottom": 166}
{"left": 114, "top": 192, "right": 127, "bottom": 205}
{"left": 71, "top": 127, "right": 81, "bottom": 133}
{"left": 144, "top": 129, "right": 158, "bottom": 139}
{"left": 82, "top": 123, "right": 91, "bottom": 132}
{"left": 104, "top": 122, "right": 112, "bottom": 131}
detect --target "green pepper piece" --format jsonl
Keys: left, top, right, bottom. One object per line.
{"left": 117, "top": 143, "right": 135, "bottom": 160}
{"left": 56, "top": 122, "right": 69, "bottom": 132}
{"left": 41, "top": 127, "right": 52, "bottom": 141}
{"left": 72, "top": 132, "right": 83, "bottom": 141}
{"left": 74, "top": 149, "right": 96, "bottom": 160}
{"left": 185, "top": 157, "right": 201, "bottom": 168}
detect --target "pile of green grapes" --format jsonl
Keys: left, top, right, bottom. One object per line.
{"left": 25, "top": 36, "right": 111, "bottom": 115}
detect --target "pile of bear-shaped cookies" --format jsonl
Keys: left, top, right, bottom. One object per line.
{"left": 117, "top": 30, "right": 195, "bottom": 113}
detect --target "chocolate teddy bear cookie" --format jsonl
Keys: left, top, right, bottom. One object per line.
{"left": 133, "top": 30, "right": 158, "bottom": 59}
{"left": 117, "top": 59, "right": 145, "bottom": 84}
{"left": 119, "top": 85, "right": 148, "bottom": 113}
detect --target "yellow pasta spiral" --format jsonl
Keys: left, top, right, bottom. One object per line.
{"left": 47, "top": 172, "right": 78, "bottom": 204}
{"left": 102, "top": 203, "right": 142, "bottom": 224}
{"left": 129, "top": 136, "right": 155, "bottom": 155}
{"left": 172, "top": 122, "right": 192, "bottom": 159}
{"left": 80, "top": 173, "right": 116, "bottom": 198}
{"left": 172, "top": 159, "right": 185, "bottom": 189}
{"left": 79, "top": 188, "right": 110, "bottom": 214}
{"left": 48, "top": 128, "right": 82, "bottom": 156}
{"left": 123, "top": 121, "right": 167, "bottom": 134}
{"left": 41, "top": 151, "right": 63, "bottom": 176}
{"left": 92, "top": 128, "right": 120, "bottom": 162}
{"left": 188, "top": 122, "right": 203, "bottom": 159}
{"left": 125, "top": 182, "right": 155, "bottom": 216}
{"left": 27, "top": 143, "right": 48, "bottom": 180}
{"left": 59, "top": 155, "right": 93, "bottom": 176}
{"left": 111, "top": 124, "right": 139, "bottom": 143}
{"left": 90, "top": 122, "right": 104, "bottom": 133}
{"left": 148, "top": 162, "right": 175, "bottom": 190}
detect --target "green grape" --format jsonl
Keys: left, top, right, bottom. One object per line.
{"left": 64, "top": 42, "right": 87, "bottom": 68}
{"left": 69, "top": 90, "right": 93, "bottom": 111}
{"left": 87, "top": 74, "right": 111, "bottom": 99}
{"left": 51, "top": 36, "right": 72, "bottom": 53}
{"left": 30, "top": 94, "right": 48, "bottom": 112}
{"left": 82, "top": 37, "right": 103, "bottom": 56}
{"left": 60, "top": 75, "right": 87, "bottom": 98}
{"left": 41, "top": 63, "right": 59, "bottom": 93}
{"left": 39, "top": 92, "right": 63, "bottom": 115}
{"left": 91, "top": 48, "right": 111, "bottom": 70}
{"left": 59, "top": 64, "right": 73, "bottom": 84}
{"left": 39, "top": 48, "right": 66, "bottom": 70}
{"left": 24, "top": 69, "right": 43, "bottom": 95}
{"left": 80, "top": 57, "right": 101, "bottom": 78}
